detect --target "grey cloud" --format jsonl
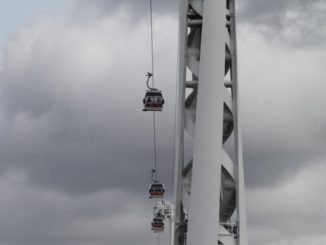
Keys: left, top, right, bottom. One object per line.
{"left": 239, "top": 0, "right": 318, "bottom": 22}
{"left": 0, "top": 1, "right": 326, "bottom": 245}
{"left": 1, "top": 0, "right": 325, "bottom": 197}
{"left": 73, "top": 0, "right": 326, "bottom": 48}
{"left": 0, "top": 9, "right": 177, "bottom": 196}
{"left": 72, "top": 0, "right": 177, "bottom": 22}
{"left": 238, "top": 0, "right": 326, "bottom": 47}
{"left": 0, "top": 175, "right": 156, "bottom": 245}
{"left": 238, "top": 33, "right": 326, "bottom": 188}
{"left": 246, "top": 162, "right": 326, "bottom": 245}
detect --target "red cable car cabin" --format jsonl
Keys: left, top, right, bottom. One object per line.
{"left": 143, "top": 89, "right": 164, "bottom": 111}
{"left": 151, "top": 217, "right": 164, "bottom": 232}
{"left": 149, "top": 182, "right": 165, "bottom": 198}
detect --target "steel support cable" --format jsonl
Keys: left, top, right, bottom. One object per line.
{"left": 150, "top": 0, "right": 154, "bottom": 86}
{"left": 148, "top": 0, "right": 158, "bottom": 181}
{"left": 149, "top": 2, "right": 161, "bottom": 244}
{"left": 153, "top": 112, "right": 157, "bottom": 180}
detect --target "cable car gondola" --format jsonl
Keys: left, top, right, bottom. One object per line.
{"left": 143, "top": 73, "right": 165, "bottom": 112}
{"left": 151, "top": 217, "right": 164, "bottom": 232}
{"left": 149, "top": 182, "right": 165, "bottom": 198}
{"left": 143, "top": 89, "right": 164, "bottom": 111}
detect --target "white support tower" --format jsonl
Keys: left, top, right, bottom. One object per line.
{"left": 172, "top": 0, "right": 248, "bottom": 245}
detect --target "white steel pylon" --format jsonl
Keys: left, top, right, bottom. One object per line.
{"left": 171, "top": 0, "right": 248, "bottom": 245}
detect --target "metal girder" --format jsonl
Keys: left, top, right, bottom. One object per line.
{"left": 172, "top": 0, "right": 248, "bottom": 245}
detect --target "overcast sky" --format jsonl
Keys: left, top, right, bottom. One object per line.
{"left": 0, "top": 1, "right": 325, "bottom": 245}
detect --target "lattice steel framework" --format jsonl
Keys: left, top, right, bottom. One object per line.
{"left": 171, "top": 0, "right": 248, "bottom": 245}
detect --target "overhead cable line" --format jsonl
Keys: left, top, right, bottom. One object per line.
{"left": 149, "top": 0, "right": 157, "bottom": 180}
